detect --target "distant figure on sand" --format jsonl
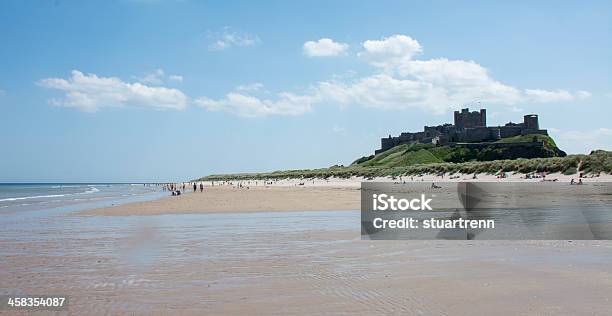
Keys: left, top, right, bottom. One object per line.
{"left": 193, "top": 183, "right": 197, "bottom": 192}
{"left": 200, "top": 183, "right": 204, "bottom": 192}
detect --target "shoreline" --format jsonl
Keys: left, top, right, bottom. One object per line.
{"left": 7, "top": 175, "right": 612, "bottom": 314}
{"left": 79, "top": 185, "right": 361, "bottom": 216}
{"left": 79, "top": 172, "right": 612, "bottom": 217}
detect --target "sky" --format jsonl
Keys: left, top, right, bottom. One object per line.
{"left": 0, "top": 0, "right": 611, "bottom": 183}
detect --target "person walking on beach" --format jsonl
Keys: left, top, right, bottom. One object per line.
{"left": 193, "top": 183, "right": 197, "bottom": 192}
{"left": 199, "top": 182, "right": 204, "bottom": 192}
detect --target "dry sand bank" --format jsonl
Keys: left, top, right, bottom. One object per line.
{"left": 81, "top": 173, "right": 612, "bottom": 217}
{"left": 82, "top": 186, "right": 361, "bottom": 216}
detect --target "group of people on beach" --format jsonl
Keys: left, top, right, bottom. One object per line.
{"left": 162, "top": 182, "right": 206, "bottom": 196}
{"left": 192, "top": 182, "right": 204, "bottom": 192}
{"left": 570, "top": 178, "right": 584, "bottom": 185}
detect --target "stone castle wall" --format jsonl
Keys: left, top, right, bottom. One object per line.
{"left": 378, "top": 108, "right": 548, "bottom": 153}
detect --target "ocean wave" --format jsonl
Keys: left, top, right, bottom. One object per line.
{"left": 0, "top": 187, "right": 100, "bottom": 203}
{"left": 0, "top": 194, "right": 66, "bottom": 202}
{"left": 81, "top": 187, "right": 100, "bottom": 194}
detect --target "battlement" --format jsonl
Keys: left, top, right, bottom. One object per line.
{"left": 454, "top": 108, "right": 486, "bottom": 129}
{"left": 377, "top": 107, "right": 548, "bottom": 153}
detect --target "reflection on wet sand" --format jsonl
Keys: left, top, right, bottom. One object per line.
{"left": 2, "top": 209, "right": 612, "bottom": 314}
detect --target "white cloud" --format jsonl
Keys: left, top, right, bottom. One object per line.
{"left": 399, "top": 58, "right": 523, "bottom": 105}
{"left": 358, "top": 35, "right": 423, "bottom": 71}
{"left": 576, "top": 90, "right": 591, "bottom": 99}
{"left": 523, "top": 89, "right": 590, "bottom": 103}
{"left": 136, "top": 68, "right": 165, "bottom": 85}
{"left": 303, "top": 38, "right": 349, "bottom": 57}
{"left": 135, "top": 69, "right": 183, "bottom": 85}
{"left": 554, "top": 128, "right": 612, "bottom": 153}
{"left": 308, "top": 36, "right": 590, "bottom": 114}
{"left": 194, "top": 33, "right": 591, "bottom": 117}
{"left": 208, "top": 28, "right": 260, "bottom": 51}
{"left": 318, "top": 74, "right": 450, "bottom": 114}
{"left": 235, "top": 83, "right": 265, "bottom": 92}
{"left": 38, "top": 70, "right": 188, "bottom": 112}
{"left": 524, "top": 89, "right": 574, "bottom": 103}
{"left": 195, "top": 91, "right": 315, "bottom": 117}
{"left": 169, "top": 74, "right": 183, "bottom": 82}
{"left": 42, "top": 34, "right": 592, "bottom": 117}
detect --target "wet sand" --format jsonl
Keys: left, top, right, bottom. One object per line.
{"left": 1, "top": 210, "right": 612, "bottom": 315}
{"left": 3, "top": 176, "right": 612, "bottom": 314}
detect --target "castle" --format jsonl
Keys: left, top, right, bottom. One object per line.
{"left": 376, "top": 108, "right": 549, "bottom": 154}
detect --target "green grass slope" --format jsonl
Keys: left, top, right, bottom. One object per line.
{"left": 352, "top": 134, "right": 564, "bottom": 168}
{"left": 356, "top": 144, "right": 443, "bottom": 167}
{"left": 199, "top": 135, "right": 612, "bottom": 181}
{"left": 200, "top": 150, "right": 612, "bottom": 181}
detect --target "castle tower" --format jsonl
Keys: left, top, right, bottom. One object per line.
{"left": 454, "top": 110, "right": 462, "bottom": 129}
{"left": 480, "top": 109, "right": 486, "bottom": 127}
{"left": 454, "top": 108, "right": 487, "bottom": 130}
{"left": 523, "top": 114, "right": 539, "bottom": 130}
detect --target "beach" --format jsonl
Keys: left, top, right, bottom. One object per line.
{"left": 2, "top": 210, "right": 612, "bottom": 314}
{"left": 2, "top": 175, "right": 612, "bottom": 314}
{"left": 82, "top": 172, "right": 612, "bottom": 217}
{"left": 82, "top": 185, "right": 360, "bottom": 216}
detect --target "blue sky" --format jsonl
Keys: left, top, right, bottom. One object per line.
{"left": 1, "top": 0, "right": 611, "bottom": 182}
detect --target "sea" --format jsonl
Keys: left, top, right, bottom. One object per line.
{"left": 0, "top": 183, "right": 165, "bottom": 215}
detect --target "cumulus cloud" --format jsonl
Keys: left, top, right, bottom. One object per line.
{"left": 553, "top": 128, "right": 612, "bottom": 153}
{"left": 135, "top": 69, "right": 183, "bottom": 85}
{"left": 195, "top": 91, "right": 315, "bottom": 117}
{"left": 235, "top": 83, "right": 265, "bottom": 92}
{"left": 135, "top": 68, "right": 165, "bottom": 85}
{"left": 576, "top": 90, "right": 592, "bottom": 99}
{"left": 192, "top": 34, "right": 591, "bottom": 117}
{"left": 523, "top": 89, "right": 590, "bottom": 103}
{"left": 38, "top": 70, "right": 188, "bottom": 112}
{"left": 208, "top": 28, "right": 260, "bottom": 51}
{"left": 169, "top": 74, "right": 183, "bottom": 82}
{"left": 41, "top": 34, "right": 591, "bottom": 117}
{"left": 313, "top": 35, "right": 589, "bottom": 114}
{"left": 303, "top": 38, "right": 349, "bottom": 57}
{"left": 524, "top": 89, "right": 575, "bottom": 103}
{"left": 358, "top": 35, "right": 423, "bottom": 71}
{"left": 318, "top": 74, "right": 450, "bottom": 114}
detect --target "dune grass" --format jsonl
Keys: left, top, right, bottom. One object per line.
{"left": 199, "top": 150, "right": 611, "bottom": 181}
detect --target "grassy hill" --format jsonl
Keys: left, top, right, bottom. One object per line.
{"left": 198, "top": 134, "right": 612, "bottom": 181}
{"left": 351, "top": 134, "right": 565, "bottom": 168}
{"left": 354, "top": 144, "right": 443, "bottom": 167}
